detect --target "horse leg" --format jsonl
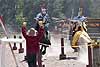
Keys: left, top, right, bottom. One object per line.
{"left": 42, "top": 45, "right": 47, "bottom": 55}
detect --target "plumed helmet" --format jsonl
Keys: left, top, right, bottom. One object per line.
{"left": 70, "top": 18, "right": 87, "bottom": 32}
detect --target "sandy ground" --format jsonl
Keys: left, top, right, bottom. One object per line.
{"left": 0, "top": 33, "right": 86, "bottom": 67}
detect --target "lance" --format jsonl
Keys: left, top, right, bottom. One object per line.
{"left": 0, "top": 16, "right": 18, "bottom": 67}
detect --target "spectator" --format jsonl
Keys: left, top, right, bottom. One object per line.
{"left": 22, "top": 22, "right": 44, "bottom": 67}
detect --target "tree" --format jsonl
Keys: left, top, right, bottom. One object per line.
{"left": 0, "top": 0, "right": 20, "bottom": 32}
{"left": 90, "top": 0, "right": 100, "bottom": 18}
{"left": 52, "top": 0, "right": 65, "bottom": 19}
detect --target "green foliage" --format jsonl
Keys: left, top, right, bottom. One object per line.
{"left": 51, "top": 0, "right": 65, "bottom": 18}
{"left": 89, "top": 0, "right": 100, "bottom": 18}
{"left": 0, "top": 0, "right": 100, "bottom": 32}
{"left": 16, "top": 0, "right": 24, "bottom": 27}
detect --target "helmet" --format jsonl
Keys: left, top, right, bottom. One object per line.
{"left": 71, "top": 14, "right": 88, "bottom": 31}
{"left": 71, "top": 20, "right": 87, "bottom": 32}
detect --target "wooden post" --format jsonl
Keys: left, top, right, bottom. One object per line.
{"left": 59, "top": 38, "right": 66, "bottom": 60}
{"left": 86, "top": 45, "right": 93, "bottom": 67}
{"left": 13, "top": 35, "right": 17, "bottom": 50}
{"left": 19, "top": 36, "right": 24, "bottom": 53}
{"left": 92, "top": 41, "right": 100, "bottom": 67}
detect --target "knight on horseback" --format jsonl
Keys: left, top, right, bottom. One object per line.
{"left": 35, "top": 8, "right": 51, "bottom": 55}
{"left": 70, "top": 15, "right": 92, "bottom": 65}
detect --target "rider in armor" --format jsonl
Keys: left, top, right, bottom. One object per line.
{"left": 35, "top": 8, "right": 51, "bottom": 55}
{"left": 35, "top": 8, "right": 50, "bottom": 31}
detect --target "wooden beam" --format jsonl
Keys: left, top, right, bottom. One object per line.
{"left": 87, "top": 18, "right": 100, "bottom": 23}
